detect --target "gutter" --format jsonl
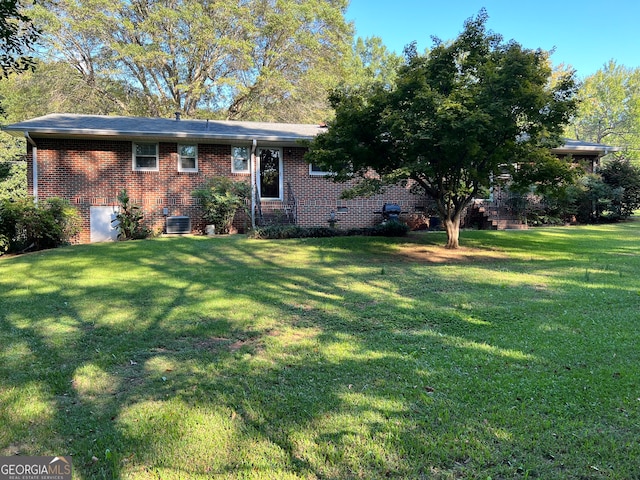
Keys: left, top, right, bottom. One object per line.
{"left": 24, "top": 132, "right": 38, "bottom": 202}
{"left": 11, "top": 129, "right": 312, "bottom": 144}
{"left": 3, "top": 123, "right": 316, "bottom": 146}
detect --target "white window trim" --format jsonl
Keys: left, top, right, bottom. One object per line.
{"left": 178, "top": 144, "right": 198, "bottom": 172}
{"left": 132, "top": 142, "right": 159, "bottom": 172}
{"left": 231, "top": 146, "right": 251, "bottom": 174}
{"left": 309, "top": 163, "right": 332, "bottom": 176}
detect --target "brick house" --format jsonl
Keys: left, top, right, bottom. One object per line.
{"left": 4, "top": 114, "right": 617, "bottom": 243}
{"left": 4, "top": 113, "right": 433, "bottom": 243}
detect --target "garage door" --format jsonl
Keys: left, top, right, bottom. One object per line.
{"left": 90, "top": 206, "right": 119, "bottom": 242}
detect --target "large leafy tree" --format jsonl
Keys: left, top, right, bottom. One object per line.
{"left": 0, "top": 0, "right": 40, "bottom": 120}
{"left": 306, "top": 10, "right": 578, "bottom": 249}
{"left": 568, "top": 61, "right": 640, "bottom": 163}
{"left": 345, "top": 36, "right": 404, "bottom": 90}
{"left": 30, "top": 0, "right": 352, "bottom": 120}
{"left": 0, "top": 59, "right": 148, "bottom": 119}
{"left": 0, "top": 0, "right": 39, "bottom": 78}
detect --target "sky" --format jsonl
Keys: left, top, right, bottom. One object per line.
{"left": 346, "top": 0, "right": 640, "bottom": 78}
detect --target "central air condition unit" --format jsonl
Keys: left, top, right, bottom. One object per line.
{"left": 166, "top": 216, "right": 191, "bottom": 234}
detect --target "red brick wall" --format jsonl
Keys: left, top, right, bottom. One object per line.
{"left": 27, "top": 139, "right": 427, "bottom": 243}
{"left": 285, "top": 147, "right": 429, "bottom": 229}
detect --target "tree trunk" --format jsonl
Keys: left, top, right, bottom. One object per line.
{"left": 443, "top": 217, "right": 460, "bottom": 249}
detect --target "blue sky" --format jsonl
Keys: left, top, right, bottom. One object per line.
{"left": 346, "top": 0, "right": 640, "bottom": 78}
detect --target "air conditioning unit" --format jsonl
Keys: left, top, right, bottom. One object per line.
{"left": 166, "top": 216, "right": 191, "bottom": 234}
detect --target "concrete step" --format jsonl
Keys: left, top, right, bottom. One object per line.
{"left": 491, "top": 219, "right": 528, "bottom": 230}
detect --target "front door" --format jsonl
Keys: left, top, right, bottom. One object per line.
{"left": 258, "top": 148, "right": 282, "bottom": 200}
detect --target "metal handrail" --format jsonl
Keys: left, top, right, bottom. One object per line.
{"left": 285, "top": 182, "right": 297, "bottom": 224}
{"left": 254, "top": 184, "right": 263, "bottom": 226}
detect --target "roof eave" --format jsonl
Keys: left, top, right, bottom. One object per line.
{"left": 551, "top": 145, "right": 621, "bottom": 156}
{"left": 3, "top": 128, "right": 314, "bottom": 146}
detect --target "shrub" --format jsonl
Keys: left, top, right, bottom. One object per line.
{"left": 193, "top": 177, "right": 251, "bottom": 234}
{"left": 0, "top": 197, "right": 80, "bottom": 254}
{"left": 600, "top": 158, "right": 640, "bottom": 219}
{"left": 570, "top": 174, "right": 620, "bottom": 223}
{"left": 371, "top": 220, "right": 411, "bottom": 237}
{"left": 43, "top": 197, "right": 82, "bottom": 245}
{"left": 112, "top": 189, "right": 150, "bottom": 240}
{"left": 250, "top": 221, "right": 410, "bottom": 240}
{"left": 528, "top": 159, "right": 640, "bottom": 225}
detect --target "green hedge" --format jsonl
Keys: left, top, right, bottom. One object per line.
{"left": 0, "top": 197, "right": 81, "bottom": 254}
{"left": 249, "top": 220, "right": 410, "bottom": 239}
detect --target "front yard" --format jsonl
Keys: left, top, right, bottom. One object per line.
{"left": 1, "top": 223, "right": 639, "bottom": 479}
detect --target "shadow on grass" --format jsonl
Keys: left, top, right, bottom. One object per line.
{"left": 1, "top": 222, "right": 639, "bottom": 478}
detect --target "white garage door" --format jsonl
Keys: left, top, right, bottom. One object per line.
{"left": 90, "top": 206, "right": 119, "bottom": 242}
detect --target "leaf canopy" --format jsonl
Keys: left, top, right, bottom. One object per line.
{"left": 30, "top": 0, "right": 353, "bottom": 120}
{"left": 306, "top": 9, "right": 579, "bottom": 248}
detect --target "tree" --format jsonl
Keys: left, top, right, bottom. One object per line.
{"left": 0, "top": 0, "right": 39, "bottom": 78}
{"left": 30, "top": 0, "right": 353, "bottom": 120}
{"left": 345, "top": 36, "right": 404, "bottom": 90}
{"left": 0, "top": 0, "right": 40, "bottom": 116}
{"left": 0, "top": 59, "right": 149, "bottom": 118}
{"left": 0, "top": 160, "right": 26, "bottom": 199}
{"left": 599, "top": 158, "right": 640, "bottom": 219}
{"left": 305, "top": 10, "right": 578, "bottom": 249}
{"left": 568, "top": 61, "right": 640, "bottom": 163}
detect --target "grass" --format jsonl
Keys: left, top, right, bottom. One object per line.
{"left": 1, "top": 221, "right": 639, "bottom": 479}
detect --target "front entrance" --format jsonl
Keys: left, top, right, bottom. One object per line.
{"left": 258, "top": 148, "right": 283, "bottom": 200}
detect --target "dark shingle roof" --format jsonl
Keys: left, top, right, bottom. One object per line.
{"left": 3, "top": 113, "right": 324, "bottom": 145}
{"left": 4, "top": 114, "right": 620, "bottom": 155}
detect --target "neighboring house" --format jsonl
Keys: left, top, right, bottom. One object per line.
{"left": 3, "top": 114, "right": 618, "bottom": 243}
{"left": 468, "top": 139, "right": 620, "bottom": 230}
{"left": 551, "top": 139, "right": 619, "bottom": 173}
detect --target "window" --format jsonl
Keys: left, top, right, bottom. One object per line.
{"left": 231, "top": 146, "right": 250, "bottom": 173}
{"left": 133, "top": 142, "right": 158, "bottom": 171}
{"left": 178, "top": 144, "right": 198, "bottom": 172}
{"left": 309, "top": 163, "right": 331, "bottom": 176}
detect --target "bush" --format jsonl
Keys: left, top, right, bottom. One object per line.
{"left": 250, "top": 220, "right": 410, "bottom": 240}
{"left": 112, "top": 189, "right": 150, "bottom": 240}
{"left": 371, "top": 220, "right": 411, "bottom": 237}
{"left": 569, "top": 174, "right": 620, "bottom": 223}
{"left": 250, "top": 225, "right": 337, "bottom": 239}
{"left": 600, "top": 158, "right": 640, "bottom": 219}
{"left": 193, "top": 177, "right": 251, "bottom": 234}
{"left": 528, "top": 159, "right": 640, "bottom": 225}
{"left": 0, "top": 197, "right": 81, "bottom": 254}
{"left": 0, "top": 161, "right": 27, "bottom": 201}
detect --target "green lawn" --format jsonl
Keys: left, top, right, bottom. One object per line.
{"left": 1, "top": 222, "right": 639, "bottom": 479}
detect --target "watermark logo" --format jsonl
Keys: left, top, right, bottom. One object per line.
{"left": 0, "top": 456, "right": 72, "bottom": 480}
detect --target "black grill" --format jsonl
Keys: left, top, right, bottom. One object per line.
{"left": 382, "top": 203, "right": 401, "bottom": 221}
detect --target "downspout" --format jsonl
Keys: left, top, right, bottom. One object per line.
{"left": 250, "top": 139, "right": 257, "bottom": 229}
{"left": 25, "top": 132, "right": 38, "bottom": 202}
